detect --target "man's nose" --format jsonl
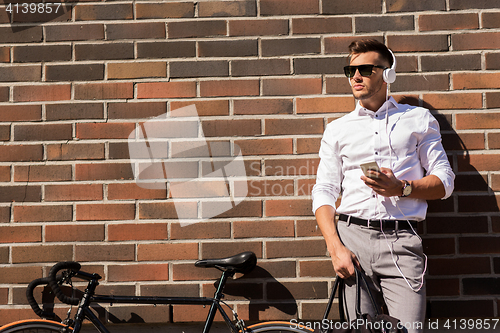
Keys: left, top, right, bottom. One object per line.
{"left": 352, "top": 68, "right": 363, "bottom": 80}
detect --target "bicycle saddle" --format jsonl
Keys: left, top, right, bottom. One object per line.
{"left": 195, "top": 251, "right": 257, "bottom": 274}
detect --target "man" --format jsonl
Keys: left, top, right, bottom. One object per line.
{"left": 312, "top": 39, "right": 454, "bottom": 333}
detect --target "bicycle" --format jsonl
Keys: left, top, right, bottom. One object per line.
{"left": 0, "top": 251, "right": 315, "bottom": 333}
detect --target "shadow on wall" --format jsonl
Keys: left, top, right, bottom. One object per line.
{"left": 399, "top": 96, "right": 500, "bottom": 319}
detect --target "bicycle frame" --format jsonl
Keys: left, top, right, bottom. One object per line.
{"left": 70, "top": 269, "right": 240, "bottom": 333}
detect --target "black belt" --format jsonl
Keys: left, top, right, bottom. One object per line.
{"left": 338, "top": 214, "right": 418, "bottom": 231}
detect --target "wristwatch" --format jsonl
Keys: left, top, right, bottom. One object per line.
{"left": 401, "top": 180, "right": 412, "bottom": 197}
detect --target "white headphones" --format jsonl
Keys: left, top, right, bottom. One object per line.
{"left": 382, "top": 48, "right": 397, "bottom": 84}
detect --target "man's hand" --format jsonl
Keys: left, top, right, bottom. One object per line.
{"left": 331, "top": 244, "right": 359, "bottom": 279}
{"left": 361, "top": 167, "right": 403, "bottom": 197}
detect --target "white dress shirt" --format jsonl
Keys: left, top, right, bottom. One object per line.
{"left": 312, "top": 97, "right": 455, "bottom": 221}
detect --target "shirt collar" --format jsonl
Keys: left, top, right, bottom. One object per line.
{"left": 355, "top": 96, "right": 399, "bottom": 117}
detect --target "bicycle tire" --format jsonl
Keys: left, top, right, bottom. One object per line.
{"left": 246, "top": 321, "right": 314, "bottom": 332}
{"left": 0, "top": 320, "right": 72, "bottom": 333}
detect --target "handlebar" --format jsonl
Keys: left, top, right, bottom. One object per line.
{"left": 48, "top": 261, "right": 82, "bottom": 306}
{"left": 26, "top": 276, "right": 57, "bottom": 319}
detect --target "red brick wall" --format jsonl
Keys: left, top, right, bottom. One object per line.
{"left": 0, "top": 0, "right": 499, "bottom": 326}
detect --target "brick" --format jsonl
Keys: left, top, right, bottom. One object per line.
{"left": 0, "top": 225, "right": 40, "bottom": 243}
{"left": 139, "top": 202, "right": 198, "bottom": 220}
{"left": 46, "top": 103, "right": 103, "bottom": 121}
{"left": 323, "top": 0, "right": 381, "bottom": 14}
{"left": 0, "top": 26, "right": 42, "bottom": 43}
{"left": 265, "top": 199, "right": 314, "bottom": 217}
{"left": 452, "top": 32, "right": 500, "bottom": 50}
{"left": 392, "top": 74, "right": 449, "bottom": 92}
{"left": 262, "top": 38, "right": 321, "bottom": 56}
{"left": 171, "top": 100, "right": 229, "bottom": 117}
{"left": 294, "top": 57, "right": 345, "bottom": 75}
{"left": 136, "top": 2, "right": 194, "bottom": 19}
{"left": 201, "top": 200, "right": 262, "bottom": 219}
{"left": 199, "top": 40, "right": 258, "bottom": 57}
{"left": 75, "top": 4, "right": 132, "bottom": 21}
{"left": 261, "top": 0, "right": 319, "bottom": 15}
{"left": 426, "top": 278, "right": 460, "bottom": 297}
{"left": 325, "top": 35, "right": 384, "bottom": 54}
{"left": 299, "top": 260, "right": 335, "bottom": 277}
{"left": 171, "top": 221, "right": 231, "bottom": 240}
{"left": 168, "top": 20, "right": 226, "bottom": 39}
{"left": 137, "top": 81, "right": 196, "bottom": 99}
{"left": 108, "top": 183, "right": 166, "bottom": 200}
{"left": 490, "top": 133, "right": 500, "bottom": 149}
{"left": 0, "top": 65, "right": 41, "bottom": 82}
{"left": 235, "top": 138, "right": 292, "bottom": 155}
{"left": 421, "top": 93, "right": 482, "bottom": 110}
{"left": 107, "top": 62, "right": 166, "bottom": 80}
{"left": 137, "top": 243, "right": 198, "bottom": 261}
{"left": 0, "top": 86, "right": 8, "bottom": 101}
{"left": 427, "top": 197, "right": 456, "bottom": 214}
{"left": 202, "top": 119, "right": 260, "bottom": 137}
{"left": 457, "top": 154, "right": 500, "bottom": 172}
{"left": 442, "top": 133, "right": 484, "bottom": 151}
{"left": 45, "top": 24, "right": 104, "bottom": 42}
{"left": 14, "top": 165, "right": 71, "bottom": 182}
{"left": 200, "top": 241, "right": 262, "bottom": 259}
{"left": 74, "top": 82, "right": 133, "bottom": 100}
{"left": 11, "top": 3, "right": 72, "bottom": 23}
{"left": 0, "top": 266, "right": 41, "bottom": 284}
{"left": 450, "top": 0, "right": 500, "bottom": 10}
{"left": 244, "top": 179, "right": 294, "bottom": 197}
{"left": 297, "top": 96, "right": 355, "bottom": 114}
{"left": 46, "top": 224, "right": 104, "bottom": 242}
{"left": 0, "top": 126, "right": 10, "bottom": 141}
{"left": 482, "top": 12, "right": 500, "bottom": 29}
{"left": 0, "top": 47, "right": 8, "bottom": 63}
{"left": 75, "top": 244, "right": 135, "bottom": 261}
{"left": 108, "top": 223, "right": 168, "bottom": 241}
{"left": 388, "top": 35, "right": 448, "bottom": 52}
{"left": 170, "top": 61, "right": 229, "bottom": 78}
{"left": 202, "top": 281, "right": 262, "bottom": 300}
{"left": 232, "top": 59, "right": 290, "bottom": 77}
{"left": 13, "top": 84, "right": 71, "bottom": 102}
{"left": 263, "top": 78, "right": 322, "bottom": 96}
{"left": 14, "top": 123, "right": 72, "bottom": 142}
{"left": 263, "top": 157, "right": 317, "bottom": 177}
{"left": 453, "top": 72, "right": 500, "bottom": 89}
{"left": 108, "top": 102, "right": 166, "bottom": 119}
{"left": 486, "top": 92, "right": 500, "bottom": 108}
{"left": 75, "top": 43, "right": 134, "bottom": 60}
{"left": 106, "top": 22, "right": 165, "bottom": 40}
{"left": 229, "top": 19, "right": 288, "bottom": 36}
{"left": 387, "top": 0, "right": 445, "bottom": 11}
{"left": 108, "top": 264, "right": 169, "bottom": 282}
{"left": 297, "top": 179, "right": 315, "bottom": 196}
{"left": 0, "top": 166, "right": 10, "bottom": 182}
{"left": 292, "top": 17, "right": 351, "bottom": 34}
{"left": 0, "top": 105, "right": 41, "bottom": 122}
{"left": 47, "top": 143, "right": 105, "bottom": 161}
{"left": 460, "top": 237, "right": 500, "bottom": 254}
{"left": 142, "top": 284, "right": 199, "bottom": 297}
{"left": 172, "top": 304, "right": 228, "bottom": 322}
{"left": 45, "top": 184, "right": 103, "bottom": 201}
{"left": 458, "top": 195, "right": 499, "bottom": 213}
{"left": 265, "top": 118, "right": 323, "bottom": 135}
{"left": 8, "top": 206, "right": 60, "bottom": 229}
{"left": 268, "top": 281, "right": 327, "bottom": 300}
{"left": 0, "top": 145, "right": 42, "bottom": 162}
{"left": 137, "top": 41, "right": 196, "bottom": 59}
{"left": 0, "top": 247, "right": 7, "bottom": 263}
{"left": 428, "top": 257, "right": 491, "bottom": 275}
{"left": 76, "top": 163, "right": 133, "bottom": 181}
{"left": 46, "top": 64, "right": 104, "bottom": 81}
{"left": 234, "top": 220, "right": 294, "bottom": 238}
{"left": 486, "top": 52, "right": 500, "bottom": 69}
{"left": 200, "top": 79, "right": 259, "bottom": 97}
{"left": 456, "top": 113, "right": 500, "bottom": 129}
{"left": 419, "top": 13, "right": 478, "bottom": 31}
{"left": 107, "top": 305, "right": 170, "bottom": 324}
{"left": 463, "top": 277, "right": 500, "bottom": 296}
{"left": 12, "top": 245, "right": 72, "bottom": 263}
{"left": 356, "top": 15, "right": 414, "bottom": 33}
{"left": 325, "top": 77, "right": 355, "bottom": 95}
{"left": 234, "top": 99, "right": 293, "bottom": 115}
{"left": 199, "top": 1, "right": 256, "bottom": 17}
{"left": 267, "top": 239, "right": 326, "bottom": 258}
{"left": 426, "top": 216, "right": 488, "bottom": 234}
{"left": 421, "top": 54, "right": 481, "bottom": 72}
{"left": 237, "top": 303, "right": 297, "bottom": 321}
{"left": 76, "top": 203, "right": 135, "bottom": 221}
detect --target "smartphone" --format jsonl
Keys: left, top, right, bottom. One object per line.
{"left": 360, "top": 161, "right": 380, "bottom": 179}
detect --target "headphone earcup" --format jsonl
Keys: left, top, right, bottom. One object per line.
{"left": 383, "top": 68, "right": 396, "bottom": 84}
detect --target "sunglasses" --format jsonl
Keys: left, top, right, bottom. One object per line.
{"left": 344, "top": 64, "right": 387, "bottom": 78}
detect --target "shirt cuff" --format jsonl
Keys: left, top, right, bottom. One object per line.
{"left": 430, "top": 170, "right": 455, "bottom": 200}
{"left": 312, "top": 195, "right": 337, "bottom": 214}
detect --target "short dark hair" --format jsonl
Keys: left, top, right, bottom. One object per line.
{"left": 348, "top": 39, "right": 394, "bottom": 67}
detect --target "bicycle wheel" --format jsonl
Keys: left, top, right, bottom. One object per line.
{"left": 0, "top": 320, "right": 72, "bottom": 333}
{"left": 246, "top": 321, "right": 314, "bottom": 332}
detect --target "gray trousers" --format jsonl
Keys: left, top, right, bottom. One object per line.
{"left": 337, "top": 220, "right": 426, "bottom": 333}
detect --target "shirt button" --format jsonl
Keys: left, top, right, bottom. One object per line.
{"left": 375, "top": 132, "right": 378, "bottom": 135}
{"left": 375, "top": 152, "right": 378, "bottom": 155}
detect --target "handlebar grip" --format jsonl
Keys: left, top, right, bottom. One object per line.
{"left": 26, "top": 276, "right": 56, "bottom": 319}
{"left": 48, "top": 261, "right": 81, "bottom": 306}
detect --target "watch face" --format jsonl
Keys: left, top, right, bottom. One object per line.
{"left": 403, "top": 182, "right": 412, "bottom": 196}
